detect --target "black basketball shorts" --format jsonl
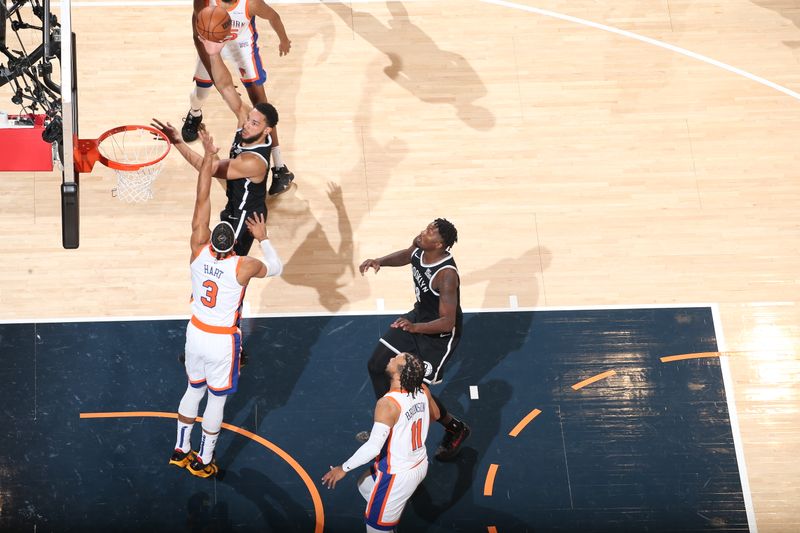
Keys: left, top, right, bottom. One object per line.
{"left": 379, "top": 310, "right": 461, "bottom": 385}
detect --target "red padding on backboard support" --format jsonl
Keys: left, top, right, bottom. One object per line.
{"left": 0, "top": 115, "right": 54, "bottom": 172}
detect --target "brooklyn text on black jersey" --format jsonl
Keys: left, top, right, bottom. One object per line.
{"left": 410, "top": 247, "right": 463, "bottom": 338}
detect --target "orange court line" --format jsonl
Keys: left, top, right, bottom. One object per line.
{"left": 483, "top": 464, "right": 499, "bottom": 497}
{"left": 80, "top": 411, "right": 177, "bottom": 419}
{"left": 487, "top": 527, "right": 498, "bottom": 533}
{"left": 508, "top": 408, "right": 542, "bottom": 437}
{"left": 571, "top": 369, "right": 617, "bottom": 390}
{"left": 80, "top": 411, "right": 324, "bottom": 533}
{"left": 660, "top": 352, "right": 722, "bottom": 363}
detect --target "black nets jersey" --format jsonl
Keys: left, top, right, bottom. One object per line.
{"left": 224, "top": 130, "right": 271, "bottom": 217}
{"left": 410, "top": 247, "right": 463, "bottom": 339}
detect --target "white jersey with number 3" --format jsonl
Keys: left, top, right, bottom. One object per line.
{"left": 375, "top": 389, "right": 430, "bottom": 474}
{"left": 190, "top": 245, "right": 246, "bottom": 329}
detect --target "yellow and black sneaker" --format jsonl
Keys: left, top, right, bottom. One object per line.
{"left": 187, "top": 456, "right": 219, "bottom": 479}
{"left": 168, "top": 449, "right": 196, "bottom": 469}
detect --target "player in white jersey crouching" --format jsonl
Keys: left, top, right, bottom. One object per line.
{"left": 322, "top": 353, "right": 439, "bottom": 532}
{"left": 169, "top": 128, "right": 283, "bottom": 478}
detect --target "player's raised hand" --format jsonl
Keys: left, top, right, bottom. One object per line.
{"left": 246, "top": 212, "right": 268, "bottom": 242}
{"left": 359, "top": 258, "right": 381, "bottom": 275}
{"left": 150, "top": 118, "right": 181, "bottom": 145}
{"left": 198, "top": 34, "right": 227, "bottom": 56}
{"left": 199, "top": 128, "right": 218, "bottom": 156}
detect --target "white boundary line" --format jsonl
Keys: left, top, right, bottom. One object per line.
{"left": 480, "top": 0, "right": 800, "bottom": 102}
{"left": 711, "top": 303, "right": 758, "bottom": 533}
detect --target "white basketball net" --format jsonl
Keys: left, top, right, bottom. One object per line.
{"left": 99, "top": 128, "right": 167, "bottom": 203}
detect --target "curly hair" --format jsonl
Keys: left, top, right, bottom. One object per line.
{"left": 433, "top": 218, "right": 458, "bottom": 250}
{"left": 399, "top": 353, "right": 426, "bottom": 398}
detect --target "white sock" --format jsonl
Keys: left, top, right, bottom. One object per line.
{"left": 271, "top": 146, "right": 284, "bottom": 169}
{"left": 175, "top": 421, "right": 194, "bottom": 453}
{"left": 189, "top": 86, "right": 211, "bottom": 115}
{"left": 198, "top": 429, "right": 219, "bottom": 464}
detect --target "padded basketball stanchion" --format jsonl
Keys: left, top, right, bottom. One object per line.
{"left": 61, "top": 182, "right": 79, "bottom": 249}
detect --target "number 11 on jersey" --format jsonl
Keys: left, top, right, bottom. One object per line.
{"left": 410, "top": 419, "right": 423, "bottom": 451}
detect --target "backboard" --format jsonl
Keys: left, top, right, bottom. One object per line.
{"left": 59, "top": 0, "right": 80, "bottom": 249}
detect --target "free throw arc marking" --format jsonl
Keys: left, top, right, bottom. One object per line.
{"left": 484, "top": 463, "right": 500, "bottom": 496}
{"left": 80, "top": 411, "right": 324, "bottom": 533}
{"left": 509, "top": 408, "right": 542, "bottom": 437}
{"left": 661, "top": 351, "right": 722, "bottom": 363}
{"left": 572, "top": 370, "right": 617, "bottom": 390}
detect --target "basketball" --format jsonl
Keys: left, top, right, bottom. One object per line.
{"left": 195, "top": 6, "right": 232, "bottom": 43}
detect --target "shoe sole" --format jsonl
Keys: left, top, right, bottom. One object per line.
{"left": 187, "top": 464, "right": 219, "bottom": 478}
{"left": 269, "top": 180, "right": 296, "bottom": 197}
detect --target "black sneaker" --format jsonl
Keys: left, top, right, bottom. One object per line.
{"left": 181, "top": 111, "right": 203, "bottom": 143}
{"left": 435, "top": 421, "right": 471, "bottom": 461}
{"left": 355, "top": 431, "right": 370, "bottom": 443}
{"left": 268, "top": 166, "right": 295, "bottom": 196}
{"left": 239, "top": 348, "right": 249, "bottom": 368}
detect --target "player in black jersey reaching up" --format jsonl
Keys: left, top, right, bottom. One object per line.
{"left": 152, "top": 37, "right": 280, "bottom": 258}
{"left": 359, "top": 218, "right": 470, "bottom": 461}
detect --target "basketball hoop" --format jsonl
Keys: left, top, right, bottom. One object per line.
{"left": 74, "top": 125, "right": 171, "bottom": 203}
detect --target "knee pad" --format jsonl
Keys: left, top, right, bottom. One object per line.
{"left": 178, "top": 383, "right": 207, "bottom": 419}
{"left": 201, "top": 393, "right": 228, "bottom": 434}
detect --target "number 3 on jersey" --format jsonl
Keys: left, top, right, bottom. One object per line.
{"left": 410, "top": 418, "right": 423, "bottom": 451}
{"left": 201, "top": 280, "right": 218, "bottom": 308}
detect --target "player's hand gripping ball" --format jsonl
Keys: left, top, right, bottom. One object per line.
{"left": 195, "top": 6, "right": 232, "bottom": 43}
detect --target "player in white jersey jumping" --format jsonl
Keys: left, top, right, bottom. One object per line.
{"left": 168, "top": 128, "right": 283, "bottom": 478}
{"left": 322, "top": 353, "right": 439, "bottom": 532}
{"left": 185, "top": 0, "right": 295, "bottom": 196}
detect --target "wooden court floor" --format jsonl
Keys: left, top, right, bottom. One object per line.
{"left": 1, "top": 0, "right": 798, "bottom": 530}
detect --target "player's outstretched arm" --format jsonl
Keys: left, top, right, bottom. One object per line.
{"left": 190, "top": 130, "right": 219, "bottom": 256}
{"left": 151, "top": 118, "right": 224, "bottom": 176}
{"left": 198, "top": 36, "right": 250, "bottom": 127}
{"left": 358, "top": 242, "right": 416, "bottom": 275}
{"left": 251, "top": 0, "right": 292, "bottom": 56}
{"left": 321, "top": 398, "right": 398, "bottom": 489}
{"left": 238, "top": 213, "right": 283, "bottom": 280}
